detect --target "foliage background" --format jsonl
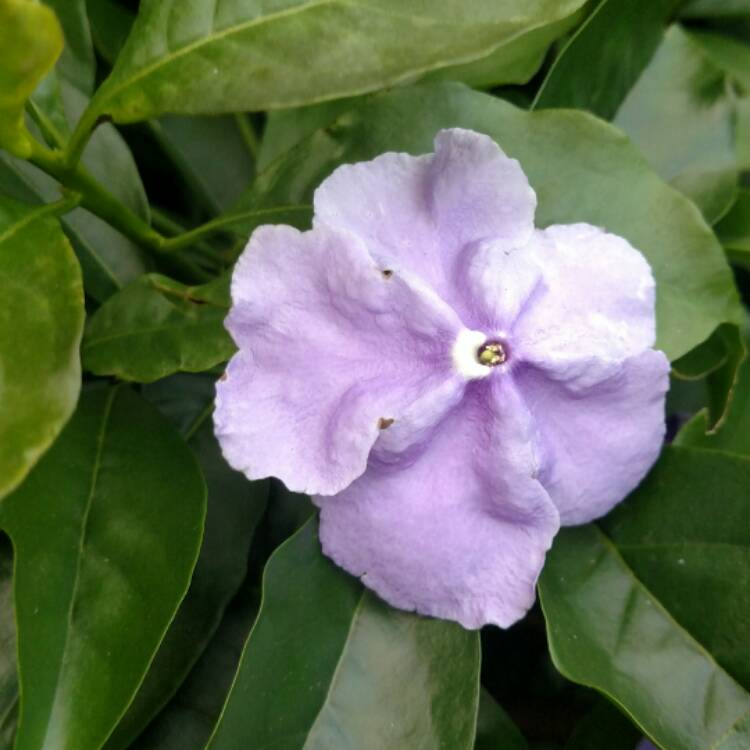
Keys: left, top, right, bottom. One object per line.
{"left": 2, "top": 0, "right": 750, "bottom": 748}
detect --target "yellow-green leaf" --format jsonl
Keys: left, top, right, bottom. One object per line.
{"left": 0, "top": 0, "right": 63, "bottom": 157}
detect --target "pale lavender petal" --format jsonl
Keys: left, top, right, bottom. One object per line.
{"left": 215, "top": 225, "right": 464, "bottom": 496}
{"left": 457, "top": 238, "right": 544, "bottom": 332}
{"left": 313, "top": 128, "right": 535, "bottom": 312}
{"left": 512, "top": 223, "right": 658, "bottom": 372}
{"left": 315, "top": 378, "right": 560, "bottom": 629}
{"left": 520, "top": 349, "right": 670, "bottom": 525}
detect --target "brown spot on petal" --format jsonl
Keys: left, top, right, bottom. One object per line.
{"left": 378, "top": 417, "right": 394, "bottom": 430}
{"left": 381, "top": 269, "right": 393, "bottom": 279}
{"left": 219, "top": 372, "right": 228, "bottom": 382}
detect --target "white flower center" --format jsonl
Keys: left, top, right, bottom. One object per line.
{"left": 452, "top": 329, "right": 508, "bottom": 379}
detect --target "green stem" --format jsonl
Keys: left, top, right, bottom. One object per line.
{"left": 151, "top": 206, "right": 226, "bottom": 268}
{"left": 28, "top": 139, "right": 166, "bottom": 253}
{"left": 234, "top": 113, "right": 260, "bottom": 160}
{"left": 159, "top": 205, "right": 311, "bottom": 253}
{"left": 63, "top": 106, "right": 100, "bottom": 169}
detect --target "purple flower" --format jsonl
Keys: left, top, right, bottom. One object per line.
{"left": 214, "top": 129, "right": 669, "bottom": 629}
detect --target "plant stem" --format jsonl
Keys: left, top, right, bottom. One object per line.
{"left": 28, "top": 139, "right": 166, "bottom": 253}
{"left": 234, "top": 113, "right": 260, "bottom": 160}
{"left": 63, "top": 106, "right": 100, "bottom": 170}
{"left": 159, "top": 205, "right": 311, "bottom": 253}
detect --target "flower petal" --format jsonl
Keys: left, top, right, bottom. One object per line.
{"left": 315, "top": 378, "right": 560, "bottom": 629}
{"left": 519, "top": 349, "right": 670, "bottom": 525}
{"left": 313, "top": 128, "right": 536, "bottom": 311}
{"left": 512, "top": 223, "right": 658, "bottom": 373}
{"left": 215, "top": 225, "right": 463, "bottom": 496}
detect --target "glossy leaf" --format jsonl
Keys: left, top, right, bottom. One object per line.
{"left": 0, "top": 0, "right": 62, "bottom": 156}
{"left": 533, "top": 0, "right": 679, "bottom": 119}
{"left": 614, "top": 25, "right": 738, "bottom": 224}
{"left": 208, "top": 517, "right": 480, "bottom": 750}
{"left": 539, "top": 446, "right": 750, "bottom": 750}
{"left": 86, "top": 0, "right": 588, "bottom": 123}
{"left": 474, "top": 689, "right": 528, "bottom": 750}
{"left": 106, "top": 375, "right": 268, "bottom": 749}
{"left": 83, "top": 273, "right": 234, "bottom": 382}
{"left": 0, "top": 535, "right": 17, "bottom": 750}
{"left": 0, "top": 386, "right": 206, "bottom": 750}
{"left": 0, "top": 197, "right": 84, "bottom": 500}
{"left": 241, "top": 81, "right": 740, "bottom": 361}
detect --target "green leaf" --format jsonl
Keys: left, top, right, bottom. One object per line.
{"left": 563, "top": 701, "right": 640, "bottom": 750}
{"left": 0, "top": 0, "right": 63, "bottom": 157}
{"left": 82, "top": 273, "right": 234, "bottom": 382}
{"left": 532, "top": 0, "right": 680, "bottom": 120}
{"left": 208, "top": 517, "right": 480, "bottom": 750}
{"left": 85, "top": 0, "right": 589, "bottom": 124}
{"left": 539, "top": 446, "right": 750, "bottom": 750}
{"left": 241, "top": 81, "right": 740, "bottom": 361}
{"left": 105, "top": 374, "right": 268, "bottom": 750}
{"left": 474, "top": 689, "right": 528, "bottom": 750}
{"left": 0, "top": 386, "right": 206, "bottom": 750}
{"left": 41, "top": 0, "right": 95, "bottom": 94}
{"left": 0, "top": 535, "right": 18, "bottom": 750}
{"left": 425, "top": 4, "right": 586, "bottom": 89}
{"left": 0, "top": 197, "right": 84, "bottom": 500}
{"left": 614, "top": 25, "right": 739, "bottom": 224}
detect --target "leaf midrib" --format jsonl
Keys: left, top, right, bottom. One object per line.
{"left": 96, "top": 0, "right": 535, "bottom": 111}
{"left": 38, "top": 387, "right": 117, "bottom": 749}
{"left": 0, "top": 201, "right": 61, "bottom": 246}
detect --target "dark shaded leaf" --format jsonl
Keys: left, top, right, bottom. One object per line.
{"left": 563, "top": 700, "right": 640, "bottom": 750}
{"left": 0, "top": 535, "right": 17, "bottom": 750}
{"left": 474, "top": 689, "right": 528, "bottom": 750}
